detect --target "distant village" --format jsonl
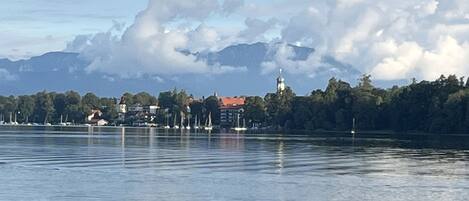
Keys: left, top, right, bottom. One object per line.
{"left": 85, "top": 70, "right": 287, "bottom": 130}
{"left": 0, "top": 69, "right": 287, "bottom": 131}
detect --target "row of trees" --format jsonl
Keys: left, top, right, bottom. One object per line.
{"left": 1, "top": 74, "right": 469, "bottom": 134}
{"left": 0, "top": 91, "right": 157, "bottom": 124}
{"left": 241, "top": 74, "right": 469, "bottom": 134}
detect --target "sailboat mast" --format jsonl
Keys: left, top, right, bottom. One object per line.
{"left": 173, "top": 114, "right": 177, "bottom": 127}
{"left": 180, "top": 113, "right": 184, "bottom": 128}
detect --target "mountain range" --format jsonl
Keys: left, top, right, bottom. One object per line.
{"left": 0, "top": 42, "right": 361, "bottom": 97}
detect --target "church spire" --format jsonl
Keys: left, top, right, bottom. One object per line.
{"left": 277, "top": 68, "right": 286, "bottom": 94}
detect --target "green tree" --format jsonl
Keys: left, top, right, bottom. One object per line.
{"left": 17, "top": 95, "right": 35, "bottom": 123}
{"left": 100, "top": 97, "right": 118, "bottom": 123}
{"left": 82, "top": 93, "right": 100, "bottom": 109}
{"left": 34, "top": 91, "right": 55, "bottom": 124}
{"left": 158, "top": 91, "right": 176, "bottom": 110}
{"left": 243, "top": 96, "right": 266, "bottom": 126}
{"left": 265, "top": 87, "right": 295, "bottom": 128}
{"left": 133, "top": 92, "right": 157, "bottom": 106}
{"left": 64, "top": 91, "right": 82, "bottom": 123}
{"left": 53, "top": 93, "right": 67, "bottom": 121}
{"left": 0, "top": 96, "right": 17, "bottom": 122}
{"left": 203, "top": 96, "right": 220, "bottom": 125}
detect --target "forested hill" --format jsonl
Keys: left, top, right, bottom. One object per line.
{"left": 1, "top": 74, "right": 469, "bottom": 134}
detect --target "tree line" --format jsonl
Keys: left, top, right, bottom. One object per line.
{"left": 1, "top": 74, "right": 469, "bottom": 134}
{"left": 242, "top": 74, "right": 469, "bottom": 134}
{"left": 0, "top": 91, "right": 156, "bottom": 124}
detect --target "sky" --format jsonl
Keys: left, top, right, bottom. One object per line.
{"left": 0, "top": 0, "right": 148, "bottom": 60}
{"left": 1, "top": 0, "right": 469, "bottom": 83}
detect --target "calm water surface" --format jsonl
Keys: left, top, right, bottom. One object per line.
{"left": 0, "top": 126, "right": 469, "bottom": 201}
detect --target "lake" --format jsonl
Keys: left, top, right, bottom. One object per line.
{"left": 0, "top": 126, "right": 468, "bottom": 201}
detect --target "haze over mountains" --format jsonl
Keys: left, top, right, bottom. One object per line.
{"left": 0, "top": 42, "right": 362, "bottom": 97}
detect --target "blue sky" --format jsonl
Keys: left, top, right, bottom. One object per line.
{"left": 0, "top": 0, "right": 148, "bottom": 59}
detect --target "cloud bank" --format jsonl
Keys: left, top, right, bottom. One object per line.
{"left": 274, "top": 0, "right": 469, "bottom": 81}
{"left": 66, "top": 0, "right": 469, "bottom": 82}
{"left": 66, "top": 0, "right": 246, "bottom": 78}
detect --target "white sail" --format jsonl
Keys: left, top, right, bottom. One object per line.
{"left": 204, "top": 112, "right": 213, "bottom": 130}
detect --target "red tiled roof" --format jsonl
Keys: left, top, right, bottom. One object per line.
{"left": 220, "top": 97, "right": 245, "bottom": 107}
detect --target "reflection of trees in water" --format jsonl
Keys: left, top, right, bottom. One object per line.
{"left": 219, "top": 134, "right": 244, "bottom": 151}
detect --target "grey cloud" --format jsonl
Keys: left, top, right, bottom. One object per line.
{"left": 0, "top": 68, "right": 17, "bottom": 81}
{"left": 222, "top": 0, "right": 244, "bottom": 14}
{"left": 239, "top": 18, "right": 278, "bottom": 42}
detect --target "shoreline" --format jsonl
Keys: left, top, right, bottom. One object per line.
{"left": 1, "top": 124, "right": 469, "bottom": 137}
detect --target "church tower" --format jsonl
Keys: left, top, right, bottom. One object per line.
{"left": 117, "top": 95, "right": 127, "bottom": 122}
{"left": 277, "top": 68, "right": 286, "bottom": 94}
{"left": 118, "top": 96, "right": 127, "bottom": 114}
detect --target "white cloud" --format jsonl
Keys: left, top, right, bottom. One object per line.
{"left": 261, "top": 43, "right": 323, "bottom": 77}
{"left": 187, "top": 24, "right": 220, "bottom": 52}
{"left": 272, "top": 0, "right": 469, "bottom": 81}
{"left": 370, "top": 41, "right": 424, "bottom": 80}
{"left": 68, "top": 0, "right": 246, "bottom": 78}
{"left": 238, "top": 18, "right": 278, "bottom": 42}
{"left": 418, "top": 36, "right": 469, "bottom": 80}
{"left": 62, "top": 0, "right": 469, "bottom": 82}
{"left": 0, "top": 68, "right": 17, "bottom": 81}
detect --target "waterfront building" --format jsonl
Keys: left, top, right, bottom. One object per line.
{"left": 86, "top": 109, "right": 108, "bottom": 126}
{"left": 128, "top": 104, "right": 144, "bottom": 113}
{"left": 219, "top": 97, "right": 245, "bottom": 127}
{"left": 145, "top": 105, "right": 160, "bottom": 114}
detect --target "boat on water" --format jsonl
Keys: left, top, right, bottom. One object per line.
{"left": 204, "top": 112, "right": 213, "bottom": 131}
{"left": 232, "top": 114, "right": 247, "bottom": 131}
{"left": 193, "top": 115, "right": 200, "bottom": 129}
{"left": 172, "top": 114, "right": 179, "bottom": 129}
{"left": 185, "top": 114, "right": 191, "bottom": 130}
{"left": 163, "top": 115, "right": 170, "bottom": 129}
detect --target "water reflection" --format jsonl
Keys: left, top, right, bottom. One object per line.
{"left": 1, "top": 126, "right": 469, "bottom": 200}
{"left": 276, "top": 141, "right": 285, "bottom": 174}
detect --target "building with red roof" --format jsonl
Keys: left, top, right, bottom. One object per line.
{"left": 219, "top": 97, "right": 246, "bottom": 127}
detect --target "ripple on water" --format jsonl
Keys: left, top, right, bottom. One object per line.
{"left": 1, "top": 127, "right": 469, "bottom": 200}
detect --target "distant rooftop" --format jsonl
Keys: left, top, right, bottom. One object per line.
{"left": 219, "top": 97, "right": 245, "bottom": 108}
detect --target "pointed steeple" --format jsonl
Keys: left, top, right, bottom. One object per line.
{"left": 277, "top": 68, "right": 286, "bottom": 94}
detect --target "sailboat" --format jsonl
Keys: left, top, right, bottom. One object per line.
{"left": 233, "top": 114, "right": 247, "bottom": 131}
{"left": 204, "top": 112, "right": 213, "bottom": 131}
{"left": 163, "top": 115, "right": 170, "bottom": 129}
{"left": 59, "top": 114, "right": 67, "bottom": 126}
{"left": 185, "top": 114, "right": 191, "bottom": 130}
{"left": 172, "top": 114, "right": 179, "bottom": 129}
{"left": 351, "top": 118, "right": 356, "bottom": 135}
{"left": 180, "top": 113, "right": 185, "bottom": 130}
{"left": 193, "top": 115, "right": 199, "bottom": 129}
